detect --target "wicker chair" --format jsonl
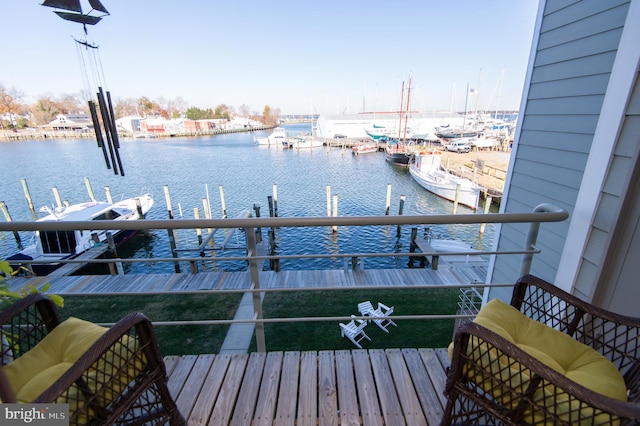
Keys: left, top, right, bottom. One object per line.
{"left": 442, "top": 274, "right": 640, "bottom": 425}
{"left": 0, "top": 293, "right": 185, "bottom": 425}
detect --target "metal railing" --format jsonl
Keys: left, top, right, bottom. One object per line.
{"left": 1, "top": 204, "right": 568, "bottom": 352}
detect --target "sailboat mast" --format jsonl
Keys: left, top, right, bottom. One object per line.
{"left": 403, "top": 73, "right": 412, "bottom": 141}
{"left": 397, "top": 80, "right": 405, "bottom": 140}
{"left": 463, "top": 82, "right": 470, "bottom": 131}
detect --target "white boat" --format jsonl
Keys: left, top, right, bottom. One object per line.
{"left": 455, "top": 135, "right": 498, "bottom": 150}
{"left": 352, "top": 141, "right": 379, "bottom": 155}
{"left": 409, "top": 151, "right": 482, "bottom": 209}
{"left": 283, "top": 136, "right": 324, "bottom": 149}
{"left": 254, "top": 127, "right": 287, "bottom": 146}
{"left": 7, "top": 194, "right": 154, "bottom": 275}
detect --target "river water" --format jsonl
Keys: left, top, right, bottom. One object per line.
{"left": 0, "top": 123, "right": 495, "bottom": 273}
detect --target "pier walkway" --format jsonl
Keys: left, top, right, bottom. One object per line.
{"left": 8, "top": 265, "right": 487, "bottom": 295}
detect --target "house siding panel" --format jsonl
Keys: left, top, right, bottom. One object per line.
{"left": 535, "top": 29, "right": 622, "bottom": 67}
{"left": 521, "top": 115, "right": 600, "bottom": 134}
{"left": 518, "top": 130, "right": 592, "bottom": 153}
{"left": 537, "top": 4, "right": 629, "bottom": 49}
{"left": 592, "top": 193, "right": 619, "bottom": 231}
{"left": 531, "top": 52, "right": 618, "bottom": 83}
{"left": 582, "top": 228, "right": 609, "bottom": 264}
{"left": 541, "top": 0, "right": 628, "bottom": 31}
{"left": 490, "top": 0, "right": 630, "bottom": 293}
{"left": 602, "top": 156, "right": 634, "bottom": 197}
{"left": 628, "top": 78, "right": 640, "bottom": 113}
{"left": 526, "top": 96, "right": 607, "bottom": 115}
{"left": 528, "top": 75, "right": 610, "bottom": 99}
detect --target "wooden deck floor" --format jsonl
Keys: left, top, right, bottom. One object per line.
{"left": 164, "top": 348, "right": 451, "bottom": 426}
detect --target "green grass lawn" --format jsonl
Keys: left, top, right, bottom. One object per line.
{"left": 58, "top": 287, "right": 460, "bottom": 355}
{"left": 251, "top": 287, "right": 460, "bottom": 352}
{"left": 58, "top": 292, "right": 243, "bottom": 355}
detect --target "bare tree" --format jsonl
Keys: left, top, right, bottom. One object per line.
{"left": 0, "top": 83, "right": 24, "bottom": 128}
{"left": 239, "top": 104, "right": 251, "bottom": 118}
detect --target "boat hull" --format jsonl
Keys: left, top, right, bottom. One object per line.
{"left": 409, "top": 153, "right": 481, "bottom": 209}
{"left": 385, "top": 143, "right": 411, "bottom": 166}
{"left": 7, "top": 194, "right": 154, "bottom": 276}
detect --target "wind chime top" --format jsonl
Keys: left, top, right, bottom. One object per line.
{"left": 41, "top": 0, "right": 109, "bottom": 29}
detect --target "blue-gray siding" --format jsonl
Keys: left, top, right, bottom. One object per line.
{"left": 490, "top": 0, "right": 630, "bottom": 298}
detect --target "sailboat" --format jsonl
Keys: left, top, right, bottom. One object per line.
{"left": 385, "top": 74, "right": 414, "bottom": 167}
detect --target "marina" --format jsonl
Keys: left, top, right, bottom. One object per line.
{"left": 0, "top": 123, "right": 505, "bottom": 275}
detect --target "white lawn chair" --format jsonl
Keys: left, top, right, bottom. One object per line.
{"left": 339, "top": 315, "right": 371, "bottom": 349}
{"left": 357, "top": 301, "right": 397, "bottom": 333}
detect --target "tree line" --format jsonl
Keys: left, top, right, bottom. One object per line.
{"left": 0, "top": 82, "right": 281, "bottom": 129}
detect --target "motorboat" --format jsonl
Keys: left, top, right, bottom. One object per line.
{"left": 352, "top": 141, "right": 379, "bottom": 155}
{"left": 282, "top": 136, "right": 324, "bottom": 149}
{"left": 409, "top": 151, "right": 481, "bottom": 209}
{"left": 7, "top": 193, "right": 154, "bottom": 275}
{"left": 254, "top": 127, "right": 287, "bottom": 146}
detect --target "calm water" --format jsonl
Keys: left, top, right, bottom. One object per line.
{"left": 0, "top": 124, "right": 495, "bottom": 273}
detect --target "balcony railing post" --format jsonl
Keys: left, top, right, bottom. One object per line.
{"left": 246, "top": 224, "right": 266, "bottom": 352}
{"left": 519, "top": 203, "right": 566, "bottom": 277}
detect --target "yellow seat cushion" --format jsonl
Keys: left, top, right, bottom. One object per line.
{"left": 449, "top": 299, "right": 627, "bottom": 422}
{"left": 4, "top": 317, "right": 107, "bottom": 402}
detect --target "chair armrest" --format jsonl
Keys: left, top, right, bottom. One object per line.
{"left": 447, "top": 321, "right": 640, "bottom": 423}
{"left": 33, "top": 312, "right": 170, "bottom": 424}
{"left": 0, "top": 293, "right": 60, "bottom": 361}
{"left": 377, "top": 302, "right": 391, "bottom": 312}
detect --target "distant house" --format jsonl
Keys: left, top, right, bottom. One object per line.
{"left": 140, "top": 118, "right": 166, "bottom": 134}
{"left": 115, "top": 116, "right": 144, "bottom": 133}
{"left": 45, "top": 114, "right": 93, "bottom": 131}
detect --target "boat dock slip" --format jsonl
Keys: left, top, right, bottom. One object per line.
{"left": 45, "top": 243, "right": 111, "bottom": 277}
{"left": 7, "top": 267, "right": 487, "bottom": 295}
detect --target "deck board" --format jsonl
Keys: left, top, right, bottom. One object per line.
{"left": 318, "top": 351, "right": 338, "bottom": 426}
{"left": 166, "top": 348, "right": 450, "bottom": 425}
{"left": 352, "top": 349, "right": 383, "bottom": 426}
{"left": 275, "top": 351, "right": 300, "bottom": 425}
{"left": 297, "top": 351, "right": 318, "bottom": 426}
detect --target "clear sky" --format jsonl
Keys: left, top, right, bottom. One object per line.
{"left": 3, "top": 1, "right": 540, "bottom": 115}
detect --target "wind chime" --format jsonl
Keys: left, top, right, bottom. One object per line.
{"left": 41, "top": 0, "right": 125, "bottom": 176}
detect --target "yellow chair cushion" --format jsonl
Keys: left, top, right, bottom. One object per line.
{"left": 449, "top": 298, "right": 627, "bottom": 421}
{"left": 4, "top": 317, "right": 107, "bottom": 403}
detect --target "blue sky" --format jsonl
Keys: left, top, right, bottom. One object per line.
{"left": 4, "top": 1, "right": 539, "bottom": 115}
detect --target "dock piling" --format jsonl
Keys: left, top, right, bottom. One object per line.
{"left": 0, "top": 201, "right": 23, "bottom": 249}
{"left": 219, "top": 185, "right": 227, "bottom": 218}
{"left": 104, "top": 186, "right": 113, "bottom": 204}
{"left": 267, "top": 196, "right": 274, "bottom": 217}
{"left": 52, "top": 186, "right": 63, "bottom": 209}
{"left": 326, "top": 186, "right": 331, "bottom": 217}
{"left": 163, "top": 185, "right": 181, "bottom": 273}
{"left": 84, "top": 177, "right": 95, "bottom": 202}
{"left": 253, "top": 203, "right": 262, "bottom": 243}
{"left": 272, "top": 184, "right": 278, "bottom": 217}
{"left": 20, "top": 179, "right": 37, "bottom": 219}
{"left": 397, "top": 195, "right": 405, "bottom": 237}
{"left": 385, "top": 184, "right": 392, "bottom": 215}
{"left": 480, "top": 196, "right": 492, "bottom": 235}
{"left": 453, "top": 184, "right": 461, "bottom": 214}
{"left": 332, "top": 194, "right": 338, "bottom": 233}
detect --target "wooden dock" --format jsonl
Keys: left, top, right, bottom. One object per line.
{"left": 46, "top": 244, "right": 111, "bottom": 277}
{"left": 7, "top": 266, "right": 487, "bottom": 295}
{"left": 164, "top": 347, "right": 451, "bottom": 425}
